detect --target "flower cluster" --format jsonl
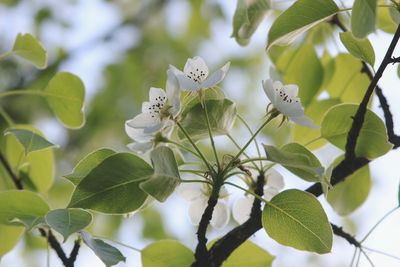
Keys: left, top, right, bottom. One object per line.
{"left": 125, "top": 56, "right": 230, "bottom": 153}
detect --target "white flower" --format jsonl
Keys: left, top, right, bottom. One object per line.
{"left": 232, "top": 168, "right": 285, "bottom": 224}
{"left": 180, "top": 184, "right": 230, "bottom": 229}
{"left": 126, "top": 69, "right": 180, "bottom": 134}
{"left": 262, "top": 79, "right": 318, "bottom": 128}
{"left": 125, "top": 120, "right": 173, "bottom": 154}
{"left": 170, "top": 56, "right": 230, "bottom": 91}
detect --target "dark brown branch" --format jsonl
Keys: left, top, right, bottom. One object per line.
{"left": 345, "top": 25, "right": 400, "bottom": 160}
{"left": 331, "top": 224, "right": 361, "bottom": 247}
{"left": 0, "top": 150, "right": 23, "bottom": 189}
{"left": 208, "top": 174, "right": 265, "bottom": 266}
{"left": 192, "top": 184, "right": 221, "bottom": 267}
{"left": 40, "top": 229, "right": 69, "bottom": 265}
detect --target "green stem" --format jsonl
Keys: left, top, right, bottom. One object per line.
{"left": 167, "top": 140, "right": 201, "bottom": 158}
{"left": 237, "top": 114, "right": 263, "bottom": 168}
{"left": 339, "top": 5, "right": 392, "bottom": 13}
{"left": 223, "top": 114, "right": 277, "bottom": 176}
{"left": 239, "top": 157, "right": 269, "bottom": 165}
{"left": 360, "top": 248, "right": 376, "bottom": 267}
{"left": 223, "top": 171, "right": 249, "bottom": 180}
{"left": 303, "top": 136, "right": 322, "bottom": 147}
{"left": 180, "top": 179, "right": 213, "bottom": 185}
{"left": 227, "top": 134, "right": 260, "bottom": 171}
{"left": 349, "top": 248, "right": 358, "bottom": 267}
{"left": 363, "top": 246, "right": 400, "bottom": 261}
{"left": 0, "top": 89, "right": 45, "bottom": 98}
{"left": 224, "top": 181, "right": 267, "bottom": 203}
{"left": 203, "top": 100, "right": 220, "bottom": 169}
{"left": 360, "top": 207, "right": 398, "bottom": 243}
{"left": 0, "top": 107, "right": 14, "bottom": 125}
{"left": 176, "top": 121, "right": 214, "bottom": 174}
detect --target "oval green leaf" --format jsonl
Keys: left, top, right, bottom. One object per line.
{"left": 68, "top": 153, "right": 153, "bottom": 214}
{"left": 12, "top": 33, "right": 47, "bottom": 69}
{"left": 223, "top": 241, "right": 275, "bottom": 267}
{"left": 339, "top": 32, "right": 375, "bottom": 66}
{"left": 81, "top": 231, "right": 126, "bottom": 267}
{"left": 0, "top": 190, "right": 50, "bottom": 229}
{"left": 64, "top": 148, "right": 116, "bottom": 186}
{"left": 232, "top": 0, "right": 271, "bottom": 46}
{"left": 321, "top": 104, "right": 392, "bottom": 159}
{"left": 262, "top": 189, "right": 332, "bottom": 254}
{"left": 0, "top": 225, "right": 24, "bottom": 257}
{"left": 4, "top": 125, "right": 54, "bottom": 193}
{"left": 45, "top": 208, "right": 92, "bottom": 242}
{"left": 139, "top": 146, "right": 180, "bottom": 202}
{"left": 351, "top": 0, "right": 377, "bottom": 38}
{"left": 44, "top": 72, "right": 85, "bottom": 129}
{"left": 141, "top": 240, "right": 194, "bottom": 267}
{"left": 179, "top": 98, "right": 236, "bottom": 140}
{"left": 263, "top": 144, "right": 323, "bottom": 182}
{"left": 267, "top": 0, "right": 339, "bottom": 49}
{"left": 4, "top": 128, "right": 56, "bottom": 155}
{"left": 327, "top": 156, "right": 371, "bottom": 216}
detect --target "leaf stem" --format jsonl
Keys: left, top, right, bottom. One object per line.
{"left": 360, "top": 207, "right": 398, "bottom": 243}
{"left": 92, "top": 235, "right": 141, "bottom": 252}
{"left": 203, "top": 100, "right": 220, "bottom": 170}
{"left": 227, "top": 134, "right": 260, "bottom": 171}
{"left": 0, "top": 107, "right": 14, "bottom": 125}
{"left": 166, "top": 140, "right": 201, "bottom": 158}
{"left": 176, "top": 121, "right": 214, "bottom": 174}
{"left": 224, "top": 181, "right": 267, "bottom": 204}
{"left": 0, "top": 89, "right": 45, "bottom": 98}
{"left": 180, "top": 179, "right": 213, "bottom": 185}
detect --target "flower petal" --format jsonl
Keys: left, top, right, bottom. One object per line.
{"left": 127, "top": 142, "right": 153, "bottom": 154}
{"left": 149, "top": 87, "right": 167, "bottom": 103}
{"left": 125, "top": 122, "right": 153, "bottom": 142}
{"left": 166, "top": 68, "right": 181, "bottom": 117}
{"left": 274, "top": 98, "right": 304, "bottom": 117}
{"left": 232, "top": 196, "right": 254, "bottom": 224}
{"left": 282, "top": 84, "right": 298, "bottom": 98}
{"left": 265, "top": 168, "right": 285, "bottom": 190}
{"left": 126, "top": 113, "right": 160, "bottom": 129}
{"left": 290, "top": 115, "right": 319, "bottom": 128}
{"left": 210, "top": 201, "right": 230, "bottom": 229}
{"left": 262, "top": 79, "right": 277, "bottom": 104}
{"left": 179, "top": 184, "right": 203, "bottom": 202}
{"left": 184, "top": 56, "right": 209, "bottom": 80}
{"left": 201, "top": 62, "right": 230, "bottom": 89}
{"left": 188, "top": 198, "right": 208, "bottom": 225}
{"left": 264, "top": 187, "right": 280, "bottom": 201}
{"left": 142, "top": 101, "right": 151, "bottom": 113}
{"left": 175, "top": 73, "right": 202, "bottom": 91}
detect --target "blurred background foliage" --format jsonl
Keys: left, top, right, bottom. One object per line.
{"left": 1, "top": 0, "right": 400, "bottom": 266}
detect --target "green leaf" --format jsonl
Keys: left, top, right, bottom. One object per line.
{"left": 276, "top": 43, "right": 323, "bottom": 106}
{"left": 141, "top": 240, "right": 194, "bottom": 267}
{"left": 377, "top": 2, "right": 398, "bottom": 33}
{"left": 293, "top": 99, "right": 341, "bottom": 149}
{"left": 4, "top": 125, "right": 54, "bottom": 193}
{"left": 279, "top": 143, "right": 323, "bottom": 182}
{"left": 68, "top": 153, "right": 153, "bottom": 214}
{"left": 339, "top": 32, "right": 375, "bottom": 66}
{"left": 81, "top": 231, "right": 126, "bottom": 267}
{"left": 266, "top": 0, "right": 339, "bottom": 49}
{"left": 222, "top": 241, "right": 275, "bottom": 267}
{"left": 326, "top": 53, "right": 370, "bottom": 103}
{"left": 179, "top": 99, "right": 236, "bottom": 140}
{"left": 262, "top": 189, "right": 332, "bottom": 254}
{"left": 0, "top": 225, "right": 24, "bottom": 257}
{"left": 139, "top": 146, "right": 180, "bottom": 202}
{"left": 263, "top": 144, "right": 323, "bottom": 182}
{"left": 232, "top": 0, "right": 271, "bottom": 46}
{"left": 351, "top": 0, "right": 377, "bottom": 38}
{"left": 12, "top": 33, "right": 47, "bottom": 69}
{"left": 45, "top": 208, "right": 92, "bottom": 242}
{"left": 0, "top": 190, "right": 50, "bottom": 228}
{"left": 44, "top": 72, "right": 85, "bottom": 129}
{"left": 327, "top": 156, "right": 371, "bottom": 215}
{"left": 4, "top": 128, "right": 56, "bottom": 155}
{"left": 64, "top": 148, "right": 116, "bottom": 186}
{"left": 321, "top": 104, "right": 392, "bottom": 159}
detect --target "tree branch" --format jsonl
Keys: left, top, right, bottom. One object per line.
{"left": 0, "top": 150, "right": 23, "bottom": 190}
{"left": 192, "top": 184, "right": 221, "bottom": 267}
{"left": 331, "top": 224, "right": 361, "bottom": 248}
{"left": 208, "top": 174, "right": 265, "bottom": 266}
